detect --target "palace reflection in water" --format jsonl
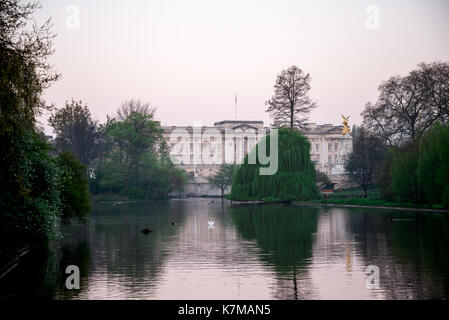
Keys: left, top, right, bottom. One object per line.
{"left": 1, "top": 199, "right": 448, "bottom": 299}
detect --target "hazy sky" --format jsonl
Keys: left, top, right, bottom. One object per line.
{"left": 37, "top": 0, "right": 449, "bottom": 133}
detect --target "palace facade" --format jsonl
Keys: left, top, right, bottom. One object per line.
{"left": 162, "top": 120, "right": 352, "bottom": 195}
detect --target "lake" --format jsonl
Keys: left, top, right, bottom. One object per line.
{"left": 1, "top": 198, "right": 449, "bottom": 299}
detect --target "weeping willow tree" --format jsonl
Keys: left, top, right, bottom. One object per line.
{"left": 229, "top": 128, "right": 319, "bottom": 201}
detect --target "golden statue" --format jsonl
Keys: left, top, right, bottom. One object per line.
{"left": 342, "top": 115, "right": 351, "bottom": 136}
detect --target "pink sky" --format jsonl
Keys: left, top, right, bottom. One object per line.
{"left": 37, "top": 0, "right": 449, "bottom": 134}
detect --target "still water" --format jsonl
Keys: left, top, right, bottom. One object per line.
{"left": 2, "top": 198, "right": 449, "bottom": 299}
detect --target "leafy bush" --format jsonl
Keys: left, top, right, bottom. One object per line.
{"left": 91, "top": 112, "right": 187, "bottom": 200}
{"left": 56, "top": 152, "right": 90, "bottom": 224}
{"left": 383, "top": 124, "right": 449, "bottom": 208}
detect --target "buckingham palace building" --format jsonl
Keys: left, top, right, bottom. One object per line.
{"left": 162, "top": 120, "right": 352, "bottom": 195}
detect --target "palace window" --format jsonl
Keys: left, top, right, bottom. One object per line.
{"left": 328, "top": 144, "right": 331, "bottom": 152}
{"left": 334, "top": 143, "right": 338, "bottom": 151}
{"left": 328, "top": 156, "right": 332, "bottom": 163}
{"left": 316, "top": 144, "right": 319, "bottom": 152}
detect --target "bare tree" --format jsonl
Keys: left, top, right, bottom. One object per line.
{"left": 362, "top": 62, "right": 449, "bottom": 147}
{"left": 414, "top": 62, "right": 449, "bottom": 123}
{"left": 116, "top": 99, "right": 156, "bottom": 120}
{"left": 265, "top": 65, "right": 317, "bottom": 129}
{"left": 345, "top": 128, "right": 386, "bottom": 198}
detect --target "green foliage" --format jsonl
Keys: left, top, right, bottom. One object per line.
{"left": 230, "top": 205, "right": 319, "bottom": 274}
{"left": 49, "top": 100, "right": 102, "bottom": 171}
{"left": 326, "top": 185, "right": 380, "bottom": 200}
{"left": 376, "top": 148, "right": 395, "bottom": 199}
{"left": 315, "top": 197, "right": 445, "bottom": 210}
{"left": 105, "top": 111, "right": 162, "bottom": 162}
{"left": 1, "top": 133, "right": 57, "bottom": 240}
{"left": 390, "top": 146, "right": 419, "bottom": 202}
{"left": 316, "top": 171, "right": 331, "bottom": 185}
{"left": 0, "top": 133, "right": 92, "bottom": 241}
{"left": 0, "top": 1, "right": 91, "bottom": 241}
{"left": 420, "top": 125, "right": 449, "bottom": 207}
{"left": 18, "top": 135, "right": 63, "bottom": 240}
{"left": 55, "top": 152, "right": 90, "bottom": 224}
{"left": 94, "top": 156, "right": 127, "bottom": 194}
{"left": 386, "top": 124, "right": 449, "bottom": 208}
{"left": 229, "top": 128, "right": 319, "bottom": 201}
{"left": 207, "top": 163, "right": 237, "bottom": 197}
{"left": 169, "top": 165, "right": 188, "bottom": 196}
{"left": 91, "top": 111, "right": 187, "bottom": 200}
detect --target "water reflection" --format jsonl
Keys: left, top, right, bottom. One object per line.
{"left": 1, "top": 199, "right": 449, "bottom": 299}
{"left": 75, "top": 201, "right": 188, "bottom": 299}
{"left": 307, "top": 209, "right": 384, "bottom": 299}
{"left": 348, "top": 210, "right": 449, "bottom": 299}
{"left": 229, "top": 204, "right": 318, "bottom": 299}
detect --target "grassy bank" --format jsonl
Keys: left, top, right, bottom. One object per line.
{"left": 91, "top": 194, "right": 133, "bottom": 202}
{"left": 314, "top": 186, "right": 446, "bottom": 210}
{"left": 311, "top": 198, "right": 445, "bottom": 210}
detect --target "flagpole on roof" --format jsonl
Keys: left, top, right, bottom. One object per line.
{"left": 235, "top": 93, "right": 237, "bottom": 120}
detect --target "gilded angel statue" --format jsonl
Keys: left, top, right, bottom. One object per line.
{"left": 342, "top": 115, "right": 351, "bottom": 136}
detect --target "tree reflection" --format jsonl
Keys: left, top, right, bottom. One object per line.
{"left": 83, "top": 201, "right": 187, "bottom": 297}
{"left": 347, "top": 209, "right": 449, "bottom": 299}
{"left": 229, "top": 204, "right": 319, "bottom": 299}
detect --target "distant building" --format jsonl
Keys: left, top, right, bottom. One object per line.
{"left": 162, "top": 120, "right": 352, "bottom": 195}
{"left": 302, "top": 122, "right": 353, "bottom": 189}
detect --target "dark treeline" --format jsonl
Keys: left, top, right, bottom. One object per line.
{"left": 49, "top": 99, "right": 187, "bottom": 200}
{"left": 0, "top": 1, "right": 90, "bottom": 241}
{"left": 345, "top": 62, "right": 449, "bottom": 208}
{"left": 0, "top": 1, "right": 187, "bottom": 244}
